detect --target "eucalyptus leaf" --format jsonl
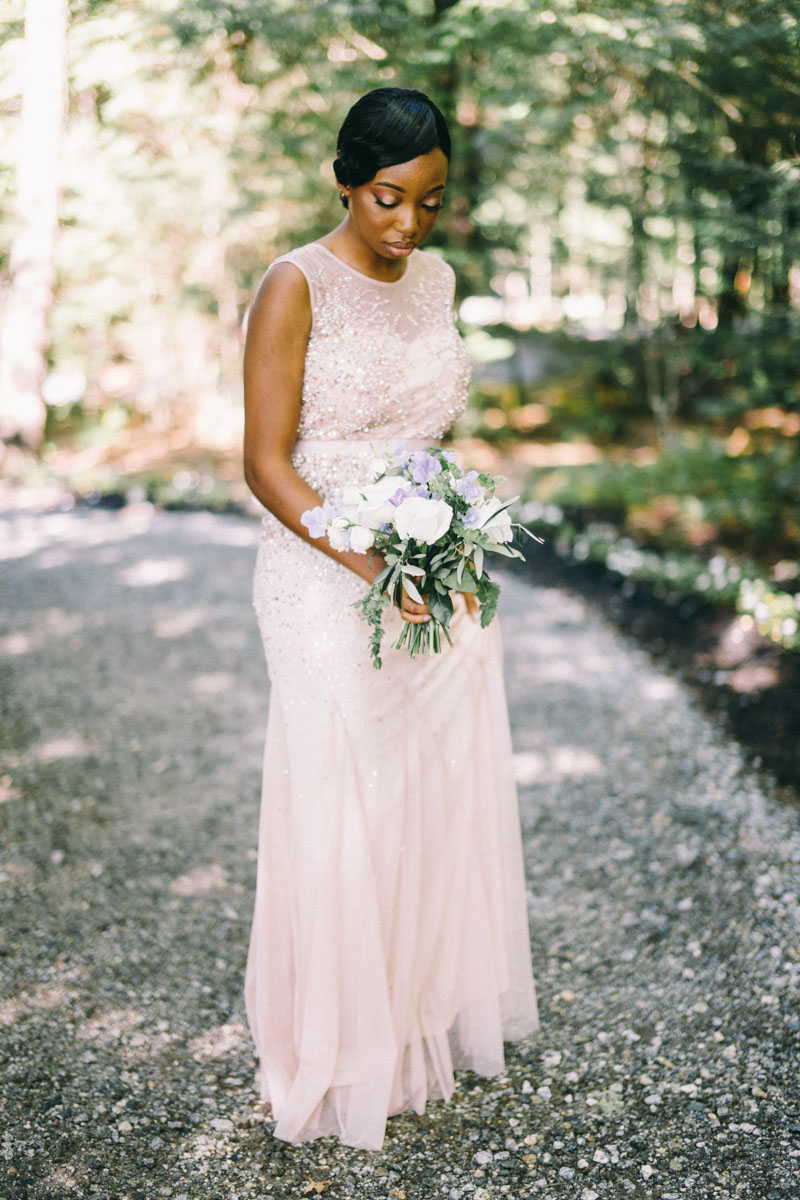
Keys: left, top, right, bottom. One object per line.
{"left": 401, "top": 574, "right": 424, "bottom": 604}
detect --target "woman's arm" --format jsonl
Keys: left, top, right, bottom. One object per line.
{"left": 242, "top": 262, "right": 385, "bottom": 586}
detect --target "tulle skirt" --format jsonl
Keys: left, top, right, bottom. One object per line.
{"left": 244, "top": 514, "right": 539, "bottom": 1150}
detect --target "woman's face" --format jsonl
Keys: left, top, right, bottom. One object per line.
{"left": 341, "top": 146, "right": 449, "bottom": 262}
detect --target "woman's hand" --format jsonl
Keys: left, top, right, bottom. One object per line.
{"left": 397, "top": 589, "right": 480, "bottom": 624}
{"left": 398, "top": 587, "right": 431, "bottom": 624}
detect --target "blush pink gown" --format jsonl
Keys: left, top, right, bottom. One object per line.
{"left": 245, "top": 240, "right": 539, "bottom": 1150}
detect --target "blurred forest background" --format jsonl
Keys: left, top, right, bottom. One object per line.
{"left": 1, "top": 0, "right": 799, "bottom": 653}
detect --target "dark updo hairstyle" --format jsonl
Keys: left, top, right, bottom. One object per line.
{"left": 333, "top": 87, "right": 451, "bottom": 208}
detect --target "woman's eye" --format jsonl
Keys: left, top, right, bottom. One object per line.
{"left": 375, "top": 200, "right": 445, "bottom": 212}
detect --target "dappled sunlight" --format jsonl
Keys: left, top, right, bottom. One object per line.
{"left": 179, "top": 1128, "right": 237, "bottom": 1163}
{"left": 29, "top": 733, "right": 97, "bottom": 763}
{"left": 514, "top": 745, "right": 606, "bottom": 785}
{"left": 169, "top": 863, "right": 228, "bottom": 896}
{"left": 44, "top": 1164, "right": 92, "bottom": 1191}
{"left": 32, "top": 547, "right": 74, "bottom": 570}
{"left": 528, "top": 658, "right": 578, "bottom": 682}
{"left": 118, "top": 556, "right": 190, "bottom": 587}
{"left": 153, "top": 607, "right": 208, "bottom": 638}
{"left": 188, "top": 1020, "right": 249, "bottom": 1061}
{"left": 1, "top": 507, "right": 156, "bottom": 562}
{"left": 0, "top": 608, "right": 84, "bottom": 656}
{"left": 507, "top": 589, "right": 587, "bottom": 630}
{"left": 125, "top": 1025, "right": 181, "bottom": 1061}
{"left": 639, "top": 676, "right": 679, "bottom": 700}
{"left": 0, "top": 632, "right": 32, "bottom": 656}
{"left": 714, "top": 615, "right": 768, "bottom": 669}
{"left": 0, "top": 982, "right": 79, "bottom": 1027}
{"left": 76, "top": 1008, "right": 144, "bottom": 1043}
{"left": 0, "top": 775, "right": 21, "bottom": 804}
{"left": 178, "top": 511, "right": 259, "bottom": 548}
{"left": 191, "top": 671, "right": 235, "bottom": 695}
{"left": 728, "top": 663, "right": 780, "bottom": 693}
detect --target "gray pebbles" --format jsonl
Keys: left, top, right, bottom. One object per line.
{"left": 1, "top": 500, "right": 798, "bottom": 1199}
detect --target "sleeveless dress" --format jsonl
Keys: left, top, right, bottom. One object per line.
{"left": 244, "top": 240, "right": 539, "bottom": 1151}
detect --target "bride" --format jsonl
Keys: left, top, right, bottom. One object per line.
{"left": 242, "top": 85, "right": 539, "bottom": 1151}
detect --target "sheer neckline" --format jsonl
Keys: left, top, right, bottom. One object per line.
{"left": 313, "top": 241, "right": 414, "bottom": 287}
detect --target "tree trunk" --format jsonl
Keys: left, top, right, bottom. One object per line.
{"left": 0, "top": 0, "right": 69, "bottom": 453}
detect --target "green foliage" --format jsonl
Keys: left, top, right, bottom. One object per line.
{"left": 356, "top": 582, "right": 391, "bottom": 671}
{"left": 519, "top": 497, "right": 800, "bottom": 652}
{"left": 534, "top": 434, "right": 800, "bottom": 562}
{"left": 476, "top": 576, "right": 500, "bottom": 627}
{"left": 2, "top": 0, "right": 799, "bottom": 466}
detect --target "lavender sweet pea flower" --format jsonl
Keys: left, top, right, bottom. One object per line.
{"left": 387, "top": 441, "right": 410, "bottom": 468}
{"left": 442, "top": 449, "right": 457, "bottom": 463}
{"left": 300, "top": 506, "right": 328, "bottom": 538}
{"left": 463, "top": 506, "right": 483, "bottom": 529}
{"left": 455, "top": 470, "right": 484, "bottom": 504}
{"left": 413, "top": 484, "right": 431, "bottom": 498}
{"left": 322, "top": 497, "right": 343, "bottom": 520}
{"left": 409, "top": 450, "right": 442, "bottom": 485}
{"left": 388, "top": 486, "right": 412, "bottom": 507}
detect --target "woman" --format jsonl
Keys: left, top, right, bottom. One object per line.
{"left": 242, "top": 86, "right": 539, "bottom": 1151}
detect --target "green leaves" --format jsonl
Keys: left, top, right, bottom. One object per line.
{"left": 427, "top": 589, "right": 454, "bottom": 627}
{"left": 354, "top": 582, "right": 390, "bottom": 671}
{"left": 476, "top": 578, "right": 501, "bottom": 628}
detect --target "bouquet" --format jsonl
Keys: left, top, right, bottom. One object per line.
{"left": 301, "top": 443, "right": 543, "bottom": 669}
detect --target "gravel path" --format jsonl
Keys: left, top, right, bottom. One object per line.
{"left": 1, "top": 502, "right": 799, "bottom": 1200}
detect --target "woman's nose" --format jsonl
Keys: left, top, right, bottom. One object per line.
{"left": 394, "top": 207, "right": 420, "bottom": 237}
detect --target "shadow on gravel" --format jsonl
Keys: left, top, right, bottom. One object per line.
{"left": 515, "top": 547, "right": 800, "bottom": 803}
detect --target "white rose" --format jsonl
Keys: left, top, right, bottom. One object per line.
{"left": 342, "top": 486, "right": 364, "bottom": 507}
{"left": 478, "top": 498, "right": 514, "bottom": 543}
{"left": 394, "top": 496, "right": 453, "bottom": 544}
{"left": 368, "top": 457, "right": 387, "bottom": 480}
{"left": 349, "top": 525, "right": 375, "bottom": 554}
{"left": 328, "top": 516, "right": 350, "bottom": 551}
{"left": 355, "top": 474, "right": 406, "bottom": 529}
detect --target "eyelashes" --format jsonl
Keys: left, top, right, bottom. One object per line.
{"left": 375, "top": 200, "right": 445, "bottom": 212}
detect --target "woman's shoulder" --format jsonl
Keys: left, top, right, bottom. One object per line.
{"left": 262, "top": 241, "right": 324, "bottom": 280}
{"left": 259, "top": 244, "right": 328, "bottom": 307}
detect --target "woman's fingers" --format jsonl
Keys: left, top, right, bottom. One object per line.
{"left": 398, "top": 591, "right": 481, "bottom": 624}
{"left": 398, "top": 591, "right": 430, "bottom": 624}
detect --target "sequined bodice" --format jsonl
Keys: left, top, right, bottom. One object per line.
{"left": 270, "top": 241, "right": 472, "bottom": 444}
{"left": 254, "top": 240, "right": 472, "bottom": 534}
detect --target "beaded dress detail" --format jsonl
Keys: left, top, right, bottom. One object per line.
{"left": 245, "top": 240, "right": 539, "bottom": 1151}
